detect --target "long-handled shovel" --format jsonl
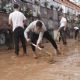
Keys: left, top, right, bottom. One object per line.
{"left": 31, "top": 43, "right": 55, "bottom": 63}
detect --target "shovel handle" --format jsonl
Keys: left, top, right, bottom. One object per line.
{"left": 31, "top": 43, "right": 42, "bottom": 50}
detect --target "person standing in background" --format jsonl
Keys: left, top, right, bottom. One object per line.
{"left": 74, "top": 15, "right": 80, "bottom": 40}
{"left": 8, "top": 4, "right": 27, "bottom": 56}
{"left": 58, "top": 14, "right": 67, "bottom": 45}
{"left": 24, "top": 20, "right": 60, "bottom": 58}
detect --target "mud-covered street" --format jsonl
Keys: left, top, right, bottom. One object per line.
{"left": 0, "top": 39, "right": 80, "bottom": 80}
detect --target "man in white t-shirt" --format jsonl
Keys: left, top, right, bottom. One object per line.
{"left": 9, "top": 4, "right": 27, "bottom": 56}
{"left": 74, "top": 26, "right": 79, "bottom": 39}
{"left": 24, "top": 20, "right": 60, "bottom": 58}
{"left": 58, "top": 14, "right": 67, "bottom": 45}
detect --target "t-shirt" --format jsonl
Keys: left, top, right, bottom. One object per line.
{"left": 9, "top": 10, "right": 26, "bottom": 31}
{"left": 24, "top": 20, "right": 47, "bottom": 44}
{"left": 60, "top": 17, "right": 67, "bottom": 28}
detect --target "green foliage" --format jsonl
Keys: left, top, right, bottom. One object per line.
{"left": 24, "top": 8, "right": 33, "bottom": 18}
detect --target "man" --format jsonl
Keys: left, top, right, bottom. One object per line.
{"left": 9, "top": 4, "right": 27, "bottom": 56}
{"left": 24, "top": 20, "right": 60, "bottom": 58}
{"left": 74, "top": 26, "right": 79, "bottom": 39}
{"left": 74, "top": 16, "right": 80, "bottom": 40}
{"left": 58, "top": 14, "right": 67, "bottom": 45}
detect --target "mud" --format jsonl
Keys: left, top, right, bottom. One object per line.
{"left": 0, "top": 39, "right": 80, "bottom": 80}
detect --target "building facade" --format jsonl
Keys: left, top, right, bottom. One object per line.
{"left": 54, "top": 0, "right": 80, "bottom": 15}
{"left": 0, "top": 0, "right": 80, "bottom": 46}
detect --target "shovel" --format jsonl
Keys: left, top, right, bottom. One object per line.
{"left": 31, "top": 43, "right": 55, "bottom": 63}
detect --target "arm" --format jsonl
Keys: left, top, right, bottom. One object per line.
{"left": 64, "top": 19, "right": 67, "bottom": 30}
{"left": 8, "top": 14, "right": 12, "bottom": 29}
{"left": 24, "top": 23, "right": 33, "bottom": 41}
{"left": 37, "top": 32, "right": 44, "bottom": 45}
{"left": 64, "top": 21, "right": 67, "bottom": 29}
{"left": 37, "top": 21, "right": 46, "bottom": 45}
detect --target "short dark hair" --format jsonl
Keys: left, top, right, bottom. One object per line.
{"left": 14, "top": 4, "right": 19, "bottom": 9}
{"left": 36, "top": 21, "right": 42, "bottom": 28}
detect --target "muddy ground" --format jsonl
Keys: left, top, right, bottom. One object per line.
{"left": 0, "top": 39, "right": 80, "bottom": 80}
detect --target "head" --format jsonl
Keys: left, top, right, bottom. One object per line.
{"left": 36, "top": 21, "right": 43, "bottom": 32}
{"left": 13, "top": 4, "right": 19, "bottom": 10}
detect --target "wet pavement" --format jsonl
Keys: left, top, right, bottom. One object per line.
{"left": 0, "top": 39, "right": 80, "bottom": 80}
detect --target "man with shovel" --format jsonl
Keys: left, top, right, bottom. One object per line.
{"left": 24, "top": 20, "right": 60, "bottom": 59}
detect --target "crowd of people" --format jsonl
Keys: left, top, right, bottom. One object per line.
{"left": 8, "top": 4, "right": 80, "bottom": 62}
